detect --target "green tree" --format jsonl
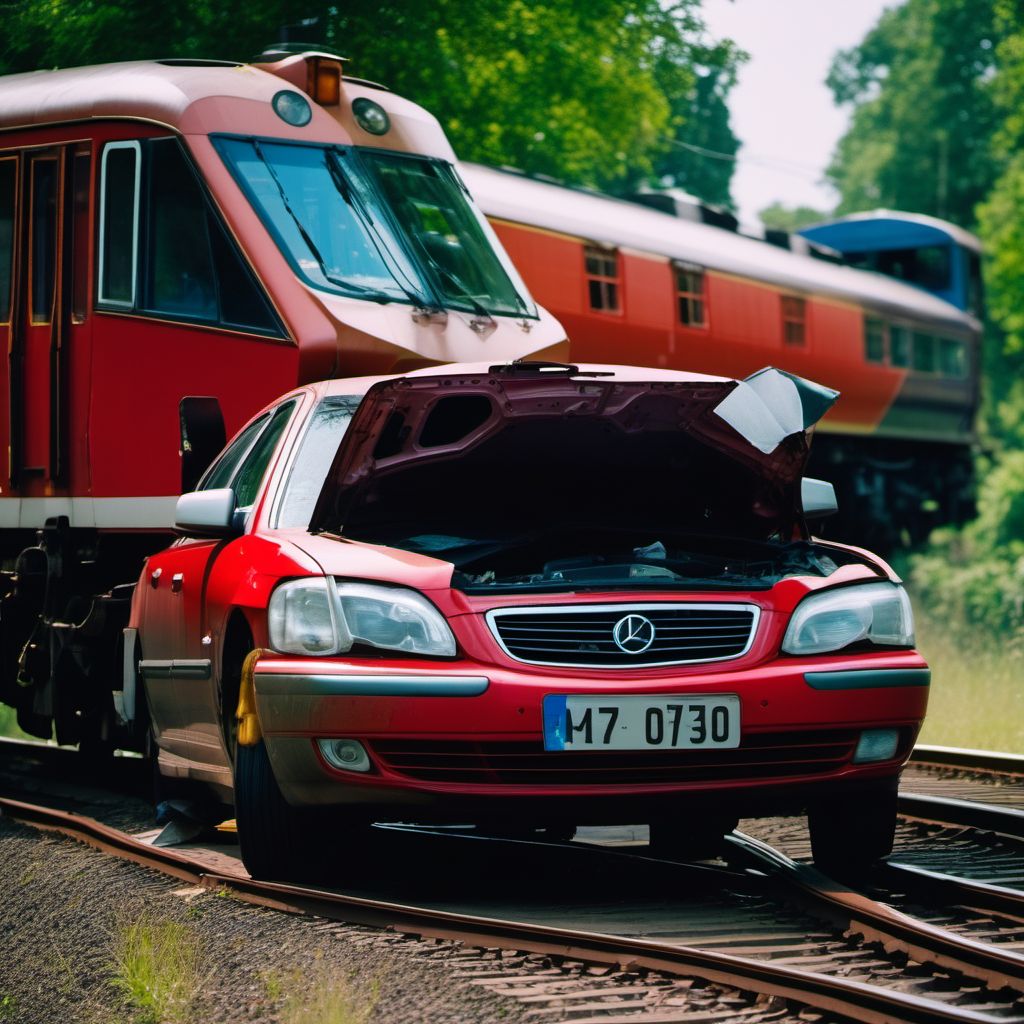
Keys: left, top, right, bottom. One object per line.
{"left": 0, "top": 0, "right": 743, "bottom": 198}
{"left": 758, "top": 202, "right": 831, "bottom": 233}
{"left": 645, "top": 37, "right": 746, "bottom": 207}
{"left": 825, "top": 0, "right": 1004, "bottom": 225}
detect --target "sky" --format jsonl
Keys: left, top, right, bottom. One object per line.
{"left": 699, "top": 0, "right": 894, "bottom": 226}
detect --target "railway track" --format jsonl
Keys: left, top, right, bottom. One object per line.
{"left": 3, "top": 738, "right": 1024, "bottom": 1023}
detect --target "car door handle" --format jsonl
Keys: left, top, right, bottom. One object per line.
{"left": 171, "top": 573, "right": 184, "bottom": 594}
{"left": 150, "top": 568, "right": 162, "bottom": 589}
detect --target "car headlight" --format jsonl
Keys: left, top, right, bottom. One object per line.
{"left": 782, "top": 582, "right": 914, "bottom": 655}
{"left": 268, "top": 579, "right": 456, "bottom": 657}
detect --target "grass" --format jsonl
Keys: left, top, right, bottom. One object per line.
{"left": 110, "top": 914, "right": 206, "bottom": 1024}
{"left": 271, "top": 967, "right": 379, "bottom": 1024}
{"left": 914, "top": 610, "right": 1024, "bottom": 752}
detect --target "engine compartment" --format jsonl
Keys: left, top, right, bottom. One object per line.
{"left": 393, "top": 526, "right": 867, "bottom": 594}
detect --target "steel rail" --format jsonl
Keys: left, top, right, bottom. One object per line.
{"left": 882, "top": 860, "right": 1024, "bottom": 921}
{"left": 725, "top": 831, "right": 1024, "bottom": 991}
{"left": 910, "top": 745, "right": 1024, "bottom": 777}
{"left": 899, "top": 792, "right": 1024, "bottom": 839}
{"left": 0, "top": 795, "right": 1017, "bottom": 1024}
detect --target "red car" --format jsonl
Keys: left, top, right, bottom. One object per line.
{"left": 130, "top": 361, "right": 928, "bottom": 879}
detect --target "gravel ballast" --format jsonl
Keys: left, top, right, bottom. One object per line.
{"left": 0, "top": 818, "right": 530, "bottom": 1024}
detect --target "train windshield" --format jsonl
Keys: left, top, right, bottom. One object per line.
{"left": 215, "top": 137, "right": 536, "bottom": 318}
{"left": 356, "top": 150, "right": 537, "bottom": 318}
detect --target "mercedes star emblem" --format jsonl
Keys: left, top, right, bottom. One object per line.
{"left": 612, "top": 614, "right": 656, "bottom": 654}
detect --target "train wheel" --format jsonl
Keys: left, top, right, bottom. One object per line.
{"left": 808, "top": 783, "right": 897, "bottom": 877}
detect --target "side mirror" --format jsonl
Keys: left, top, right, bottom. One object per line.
{"left": 802, "top": 477, "right": 838, "bottom": 520}
{"left": 180, "top": 397, "right": 226, "bottom": 494}
{"left": 174, "top": 488, "right": 237, "bottom": 537}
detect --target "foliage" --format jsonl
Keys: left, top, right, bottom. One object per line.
{"left": 825, "top": 0, "right": 1004, "bottom": 224}
{"left": 912, "top": 606, "right": 1024, "bottom": 752}
{"left": 111, "top": 914, "right": 206, "bottom": 1024}
{"left": 273, "top": 966, "right": 379, "bottom": 1024}
{"left": 644, "top": 36, "right": 746, "bottom": 207}
{"left": 0, "top": 0, "right": 743, "bottom": 200}
{"left": 758, "top": 202, "right": 831, "bottom": 233}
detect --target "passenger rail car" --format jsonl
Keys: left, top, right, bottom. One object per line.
{"left": 462, "top": 164, "right": 981, "bottom": 545}
{"left": 0, "top": 55, "right": 564, "bottom": 744}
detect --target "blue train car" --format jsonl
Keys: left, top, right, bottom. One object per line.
{"left": 800, "top": 211, "right": 982, "bottom": 317}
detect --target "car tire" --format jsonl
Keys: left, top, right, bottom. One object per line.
{"left": 808, "top": 782, "right": 898, "bottom": 876}
{"left": 235, "top": 738, "right": 314, "bottom": 881}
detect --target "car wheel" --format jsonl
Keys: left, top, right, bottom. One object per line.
{"left": 648, "top": 815, "right": 738, "bottom": 860}
{"left": 808, "top": 782, "right": 897, "bottom": 876}
{"left": 235, "top": 738, "right": 315, "bottom": 881}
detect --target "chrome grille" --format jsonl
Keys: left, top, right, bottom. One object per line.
{"left": 486, "top": 603, "right": 759, "bottom": 668}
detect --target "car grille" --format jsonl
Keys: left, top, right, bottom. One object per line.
{"left": 371, "top": 729, "right": 864, "bottom": 786}
{"left": 486, "top": 603, "right": 759, "bottom": 667}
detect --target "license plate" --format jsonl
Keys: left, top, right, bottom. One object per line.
{"left": 542, "top": 694, "right": 740, "bottom": 751}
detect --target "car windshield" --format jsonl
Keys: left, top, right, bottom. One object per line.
{"left": 276, "top": 395, "right": 363, "bottom": 529}
{"left": 215, "top": 137, "right": 536, "bottom": 317}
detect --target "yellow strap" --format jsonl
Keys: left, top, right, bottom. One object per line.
{"left": 235, "top": 648, "right": 265, "bottom": 747}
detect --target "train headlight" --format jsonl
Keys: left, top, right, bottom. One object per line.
{"left": 352, "top": 97, "right": 390, "bottom": 135}
{"left": 782, "top": 582, "right": 915, "bottom": 655}
{"left": 272, "top": 90, "right": 312, "bottom": 127}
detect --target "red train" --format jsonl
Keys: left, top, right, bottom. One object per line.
{"left": 0, "top": 54, "right": 563, "bottom": 745}
{"left": 462, "top": 164, "right": 982, "bottom": 545}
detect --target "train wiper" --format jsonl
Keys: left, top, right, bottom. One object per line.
{"left": 421, "top": 254, "right": 496, "bottom": 327}
{"left": 251, "top": 141, "right": 392, "bottom": 304}
{"left": 324, "top": 152, "right": 440, "bottom": 313}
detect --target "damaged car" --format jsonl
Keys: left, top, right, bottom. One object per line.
{"left": 130, "top": 361, "right": 928, "bottom": 879}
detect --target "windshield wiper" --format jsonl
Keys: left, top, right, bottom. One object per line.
{"left": 324, "top": 152, "right": 441, "bottom": 313}
{"left": 251, "top": 141, "right": 393, "bottom": 304}
{"left": 421, "top": 255, "right": 497, "bottom": 327}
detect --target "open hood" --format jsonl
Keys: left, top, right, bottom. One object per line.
{"left": 309, "top": 364, "right": 839, "bottom": 544}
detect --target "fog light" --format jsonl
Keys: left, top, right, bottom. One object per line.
{"left": 853, "top": 728, "right": 900, "bottom": 764}
{"left": 318, "top": 738, "right": 371, "bottom": 772}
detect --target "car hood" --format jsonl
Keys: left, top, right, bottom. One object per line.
{"left": 309, "top": 365, "right": 839, "bottom": 543}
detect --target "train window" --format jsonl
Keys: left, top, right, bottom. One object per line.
{"left": 0, "top": 158, "right": 14, "bottom": 323}
{"left": 675, "top": 264, "right": 706, "bottom": 327}
{"left": 939, "top": 337, "right": 967, "bottom": 379}
{"left": 145, "top": 139, "right": 217, "bottom": 321}
{"left": 585, "top": 245, "right": 620, "bottom": 312}
{"left": 781, "top": 295, "right": 806, "bottom": 346}
{"left": 71, "top": 150, "right": 91, "bottom": 322}
{"left": 912, "top": 332, "right": 937, "bottom": 373}
{"left": 864, "top": 319, "right": 886, "bottom": 363}
{"left": 890, "top": 326, "right": 911, "bottom": 367}
{"left": 30, "top": 157, "right": 58, "bottom": 323}
{"left": 98, "top": 141, "right": 140, "bottom": 308}
{"left": 216, "top": 138, "right": 413, "bottom": 304}
{"left": 140, "top": 139, "right": 281, "bottom": 335}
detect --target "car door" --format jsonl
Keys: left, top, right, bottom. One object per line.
{"left": 175, "top": 399, "right": 298, "bottom": 775}
{"left": 139, "top": 409, "right": 273, "bottom": 766}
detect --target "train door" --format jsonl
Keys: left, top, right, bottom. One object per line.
{"left": 6, "top": 143, "right": 91, "bottom": 497}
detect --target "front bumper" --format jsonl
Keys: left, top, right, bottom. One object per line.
{"left": 252, "top": 651, "right": 928, "bottom": 822}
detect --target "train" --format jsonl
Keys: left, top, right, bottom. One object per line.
{"left": 461, "top": 164, "right": 982, "bottom": 547}
{"left": 0, "top": 53, "right": 564, "bottom": 745}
